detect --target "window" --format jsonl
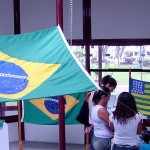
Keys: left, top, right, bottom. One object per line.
{"left": 71, "top": 45, "right": 150, "bottom": 95}
{"left": 0, "top": 102, "right": 18, "bottom": 117}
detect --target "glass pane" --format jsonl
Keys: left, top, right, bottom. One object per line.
{"left": 5, "top": 110, "right": 18, "bottom": 116}
{"left": 103, "top": 46, "right": 150, "bottom": 69}
{"left": 90, "top": 45, "right": 150, "bottom": 96}
{"left": 90, "top": 45, "right": 150, "bottom": 70}
{"left": 90, "top": 46, "right": 100, "bottom": 69}
{"left": 0, "top": 102, "right": 17, "bottom": 117}
{"left": 71, "top": 46, "right": 85, "bottom": 67}
{"left": 6, "top": 101, "right": 17, "bottom": 106}
{"left": 91, "top": 72, "right": 99, "bottom": 85}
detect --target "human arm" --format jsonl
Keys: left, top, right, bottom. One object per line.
{"left": 109, "top": 121, "right": 114, "bottom": 132}
{"left": 98, "top": 108, "right": 109, "bottom": 125}
{"left": 136, "top": 115, "right": 143, "bottom": 147}
{"left": 137, "top": 113, "right": 143, "bottom": 135}
{"left": 108, "top": 113, "right": 114, "bottom": 131}
{"left": 137, "top": 121, "right": 142, "bottom": 135}
{"left": 85, "top": 92, "right": 91, "bottom": 102}
{"left": 97, "top": 108, "right": 113, "bottom": 131}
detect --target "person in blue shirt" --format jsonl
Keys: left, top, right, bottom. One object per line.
{"left": 139, "top": 132, "right": 150, "bottom": 150}
{"left": 137, "top": 126, "right": 148, "bottom": 147}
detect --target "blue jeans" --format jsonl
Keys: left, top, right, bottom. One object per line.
{"left": 90, "top": 129, "right": 94, "bottom": 150}
{"left": 92, "top": 134, "right": 111, "bottom": 150}
{"left": 113, "top": 144, "right": 139, "bottom": 150}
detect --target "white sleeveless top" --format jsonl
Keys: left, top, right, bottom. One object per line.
{"left": 88, "top": 91, "right": 95, "bottom": 124}
{"left": 91, "top": 105, "right": 112, "bottom": 138}
{"left": 109, "top": 113, "right": 142, "bottom": 146}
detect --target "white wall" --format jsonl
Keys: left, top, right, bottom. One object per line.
{"left": 0, "top": 0, "right": 13, "bottom": 35}
{"left": 92, "top": 0, "right": 150, "bottom": 39}
{"left": 8, "top": 123, "right": 18, "bottom": 142}
{"left": 20, "top": 0, "right": 56, "bottom": 33}
{"left": 25, "top": 124, "right": 84, "bottom": 144}
{"left": 7, "top": 123, "right": 84, "bottom": 144}
{"left": 2, "top": 0, "right": 150, "bottom": 39}
{"left": 0, "top": 123, "right": 9, "bottom": 150}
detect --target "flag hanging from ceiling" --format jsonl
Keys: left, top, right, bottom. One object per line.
{"left": 129, "top": 78, "right": 150, "bottom": 116}
{"left": 22, "top": 93, "right": 85, "bottom": 125}
{"left": 0, "top": 26, "right": 99, "bottom": 102}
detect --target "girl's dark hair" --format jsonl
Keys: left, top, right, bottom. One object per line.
{"left": 101, "top": 75, "right": 117, "bottom": 88}
{"left": 92, "top": 86, "right": 110, "bottom": 105}
{"left": 142, "top": 132, "right": 150, "bottom": 143}
{"left": 113, "top": 92, "right": 138, "bottom": 125}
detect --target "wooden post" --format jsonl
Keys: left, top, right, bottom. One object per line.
{"left": 58, "top": 96, "right": 66, "bottom": 150}
{"left": 129, "top": 68, "right": 131, "bottom": 79}
{"left": 56, "top": 0, "right": 66, "bottom": 150}
{"left": 85, "top": 133, "right": 90, "bottom": 150}
{"left": 14, "top": 0, "right": 24, "bottom": 149}
{"left": 17, "top": 101, "right": 23, "bottom": 150}
{"left": 56, "top": 0, "right": 63, "bottom": 30}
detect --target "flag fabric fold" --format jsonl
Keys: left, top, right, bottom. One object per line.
{"left": 129, "top": 78, "right": 150, "bottom": 116}
{"left": 0, "top": 26, "right": 99, "bottom": 102}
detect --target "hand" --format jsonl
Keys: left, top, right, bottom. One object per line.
{"left": 85, "top": 125, "right": 93, "bottom": 134}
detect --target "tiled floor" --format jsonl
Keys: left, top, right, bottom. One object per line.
{"left": 9, "top": 141, "right": 85, "bottom": 150}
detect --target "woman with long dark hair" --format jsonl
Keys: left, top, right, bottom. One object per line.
{"left": 110, "top": 92, "right": 142, "bottom": 150}
{"left": 91, "top": 86, "right": 113, "bottom": 150}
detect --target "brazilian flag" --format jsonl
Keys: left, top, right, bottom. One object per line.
{"left": 0, "top": 26, "right": 99, "bottom": 102}
{"left": 23, "top": 93, "right": 85, "bottom": 125}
